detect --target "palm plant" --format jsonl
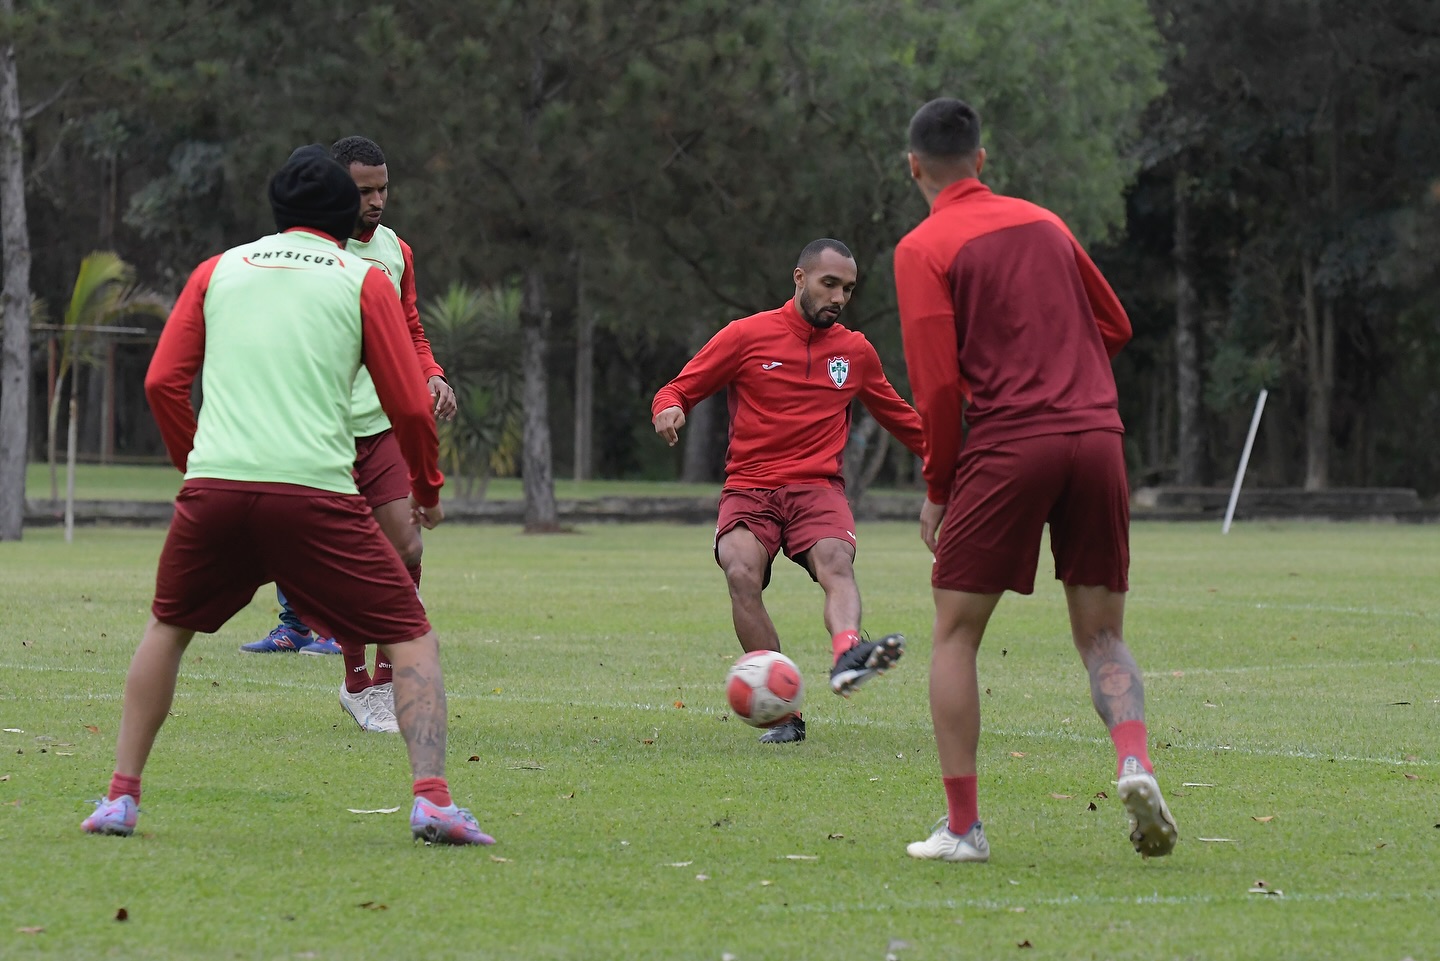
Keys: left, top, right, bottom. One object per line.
{"left": 44, "top": 252, "right": 169, "bottom": 503}
{"left": 421, "top": 283, "right": 524, "bottom": 502}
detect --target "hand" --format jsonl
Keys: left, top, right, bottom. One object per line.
{"left": 919, "top": 497, "right": 946, "bottom": 554}
{"left": 429, "top": 376, "right": 458, "bottom": 421}
{"left": 653, "top": 405, "right": 686, "bottom": 446}
{"left": 410, "top": 494, "right": 445, "bottom": 530}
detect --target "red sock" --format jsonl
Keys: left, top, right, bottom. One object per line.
{"left": 372, "top": 651, "right": 393, "bottom": 687}
{"left": 1109, "top": 720, "right": 1153, "bottom": 776}
{"left": 412, "top": 777, "right": 452, "bottom": 807}
{"left": 943, "top": 775, "right": 978, "bottom": 834}
{"left": 108, "top": 772, "right": 141, "bottom": 804}
{"left": 409, "top": 563, "right": 421, "bottom": 591}
{"left": 343, "top": 647, "right": 371, "bottom": 694}
{"left": 830, "top": 629, "right": 861, "bottom": 663}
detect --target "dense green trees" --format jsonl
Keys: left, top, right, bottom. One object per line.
{"left": 0, "top": 0, "right": 1436, "bottom": 538}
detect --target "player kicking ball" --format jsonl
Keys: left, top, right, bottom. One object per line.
{"left": 81, "top": 145, "right": 492, "bottom": 846}
{"left": 651, "top": 239, "right": 926, "bottom": 744}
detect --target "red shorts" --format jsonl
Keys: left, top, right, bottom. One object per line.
{"left": 932, "top": 430, "right": 1129, "bottom": 595}
{"left": 151, "top": 481, "right": 430, "bottom": 646}
{"left": 353, "top": 430, "right": 410, "bottom": 509}
{"left": 715, "top": 485, "right": 856, "bottom": 587}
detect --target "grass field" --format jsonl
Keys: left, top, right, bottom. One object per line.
{"left": 2, "top": 519, "right": 1438, "bottom": 960}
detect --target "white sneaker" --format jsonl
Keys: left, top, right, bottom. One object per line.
{"left": 1117, "top": 757, "right": 1178, "bottom": 858}
{"left": 339, "top": 683, "right": 399, "bottom": 734}
{"left": 363, "top": 682, "right": 399, "bottom": 734}
{"left": 906, "top": 818, "right": 989, "bottom": 862}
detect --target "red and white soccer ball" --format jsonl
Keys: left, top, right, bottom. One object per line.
{"left": 725, "top": 650, "right": 804, "bottom": 728}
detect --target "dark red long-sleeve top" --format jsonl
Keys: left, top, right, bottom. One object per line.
{"left": 652, "top": 299, "right": 925, "bottom": 490}
{"left": 894, "top": 179, "right": 1132, "bottom": 504}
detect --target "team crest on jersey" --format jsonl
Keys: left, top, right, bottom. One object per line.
{"left": 827, "top": 356, "right": 850, "bottom": 388}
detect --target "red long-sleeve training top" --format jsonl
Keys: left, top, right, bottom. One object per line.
{"left": 894, "top": 179, "right": 1132, "bottom": 504}
{"left": 652, "top": 299, "right": 925, "bottom": 491}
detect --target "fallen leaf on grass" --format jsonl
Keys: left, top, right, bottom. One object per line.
{"left": 827, "top": 833, "right": 845, "bottom": 840}
{"left": 16, "top": 926, "right": 43, "bottom": 935}
{"left": 1404, "top": 773, "right": 1421, "bottom": 781}
{"left": 1093, "top": 791, "right": 1108, "bottom": 799}
{"left": 55, "top": 752, "right": 74, "bottom": 757}
{"left": 1197, "top": 837, "right": 1235, "bottom": 842}
{"left": 115, "top": 908, "right": 128, "bottom": 922}
{"left": 673, "top": 701, "right": 685, "bottom": 709}
{"left": 695, "top": 874, "right": 709, "bottom": 881}
{"left": 468, "top": 755, "right": 480, "bottom": 762}
{"left": 641, "top": 738, "right": 655, "bottom": 745}
{"left": 664, "top": 861, "right": 694, "bottom": 868}
{"left": 1247, "top": 880, "right": 1283, "bottom": 897}
{"left": 0, "top": 775, "right": 7, "bottom": 781}
{"left": 357, "top": 902, "right": 388, "bottom": 911}
{"left": 1018, "top": 939, "right": 1033, "bottom": 947}
{"left": 508, "top": 761, "right": 544, "bottom": 770}
{"left": 1049, "top": 794, "right": 1073, "bottom": 800}
{"left": 489, "top": 856, "right": 512, "bottom": 863}
{"left": 760, "top": 880, "right": 773, "bottom": 886}
{"left": 1087, "top": 802, "right": 1098, "bottom": 811}
{"left": 1008, "top": 907, "right": 1026, "bottom": 913}
{"left": 561, "top": 792, "right": 575, "bottom": 799}
{"left": 84, "top": 725, "right": 99, "bottom": 734}
{"left": 1182, "top": 783, "right": 1215, "bottom": 788}
{"left": 1009, "top": 752, "right": 1027, "bottom": 758}
{"left": 1252, "top": 816, "right": 1275, "bottom": 823}
{"left": 785, "top": 855, "right": 818, "bottom": 860}
{"left": 347, "top": 807, "right": 400, "bottom": 815}
{"left": 2, "top": 729, "right": 22, "bottom": 734}
{"left": 1171, "top": 671, "right": 1184, "bottom": 677}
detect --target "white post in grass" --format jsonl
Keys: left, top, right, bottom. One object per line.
{"left": 1222, "top": 388, "right": 1268, "bottom": 534}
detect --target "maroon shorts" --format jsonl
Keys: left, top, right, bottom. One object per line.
{"left": 714, "top": 485, "right": 856, "bottom": 587}
{"left": 353, "top": 429, "right": 411, "bottom": 509}
{"left": 932, "top": 430, "right": 1129, "bottom": 595}
{"left": 151, "top": 482, "right": 430, "bottom": 647}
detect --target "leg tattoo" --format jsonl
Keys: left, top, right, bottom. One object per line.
{"left": 1084, "top": 630, "right": 1145, "bottom": 727}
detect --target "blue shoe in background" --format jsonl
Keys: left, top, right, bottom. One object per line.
{"left": 240, "top": 625, "right": 311, "bottom": 653}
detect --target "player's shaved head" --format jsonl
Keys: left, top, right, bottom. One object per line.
{"left": 797, "top": 238, "right": 854, "bottom": 271}
{"left": 908, "top": 98, "right": 982, "bottom": 173}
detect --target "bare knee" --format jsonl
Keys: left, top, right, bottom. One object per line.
{"left": 806, "top": 540, "right": 855, "bottom": 588}
{"left": 722, "top": 557, "right": 766, "bottom": 599}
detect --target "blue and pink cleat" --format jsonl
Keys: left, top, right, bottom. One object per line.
{"left": 240, "top": 625, "right": 312, "bottom": 653}
{"left": 410, "top": 797, "right": 496, "bottom": 846}
{"left": 82, "top": 795, "right": 138, "bottom": 836}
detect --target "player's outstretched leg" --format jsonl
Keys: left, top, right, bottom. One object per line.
{"left": 384, "top": 633, "right": 495, "bottom": 846}
{"left": 830, "top": 633, "right": 904, "bottom": 696}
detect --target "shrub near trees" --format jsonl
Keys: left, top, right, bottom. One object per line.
{"left": 0, "top": 0, "right": 1436, "bottom": 538}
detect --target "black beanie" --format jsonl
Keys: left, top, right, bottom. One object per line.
{"left": 268, "top": 144, "right": 361, "bottom": 243}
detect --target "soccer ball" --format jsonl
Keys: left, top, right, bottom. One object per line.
{"left": 725, "top": 650, "right": 804, "bottom": 728}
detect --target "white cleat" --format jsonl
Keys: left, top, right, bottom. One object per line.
{"left": 1117, "top": 757, "right": 1178, "bottom": 858}
{"left": 906, "top": 818, "right": 990, "bottom": 862}
{"left": 340, "top": 683, "right": 400, "bottom": 734}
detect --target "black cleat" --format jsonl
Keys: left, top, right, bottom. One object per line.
{"left": 758, "top": 714, "right": 805, "bottom": 744}
{"left": 830, "top": 633, "right": 904, "bottom": 697}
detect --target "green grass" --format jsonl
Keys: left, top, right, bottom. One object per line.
{"left": 2, "top": 521, "right": 1438, "bottom": 959}
{"left": 22, "top": 462, "right": 723, "bottom": 503}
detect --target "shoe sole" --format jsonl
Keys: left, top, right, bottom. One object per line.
{"left": 830, "top": 638, "right": 905, "bottom": 696}
{"left": 1119, "top": 775, "right": 1178, "bottom": 858}
{"left": 84, "top": 822, "right": 134, "bottom": 837}
{"left": 413, "top": 825, "right": 493, "bottom": 846}
{"left": 300, "top": 647, "right": 340, "bottom": 656}
{"left": 239, "top": 646, "right": 299, "bottom": 653}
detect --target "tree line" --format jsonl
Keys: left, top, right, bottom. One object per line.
{"left": 0, "top": 0, "right": 1436, "bottom": 540}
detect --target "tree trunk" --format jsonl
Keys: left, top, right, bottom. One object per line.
{"left": 519, "top": 262, "right": 560, "bottom": 531}
{"left": 572, "top": 253, "right": 593, "bottom": 482}
{"left": 679, "top": 315, "right": 720, "bottom": 483}
{"left": 842, "top": 406, "right": 882, "bottom": 506}
{"left": 1300, "top": 260, "right": 1333, "bottom": 490}
{"left": 1173, "top": 171, "right": 1205, "bottom": 485}
{"left": 0, "top": 12, "right": 31, "bottom": 541}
